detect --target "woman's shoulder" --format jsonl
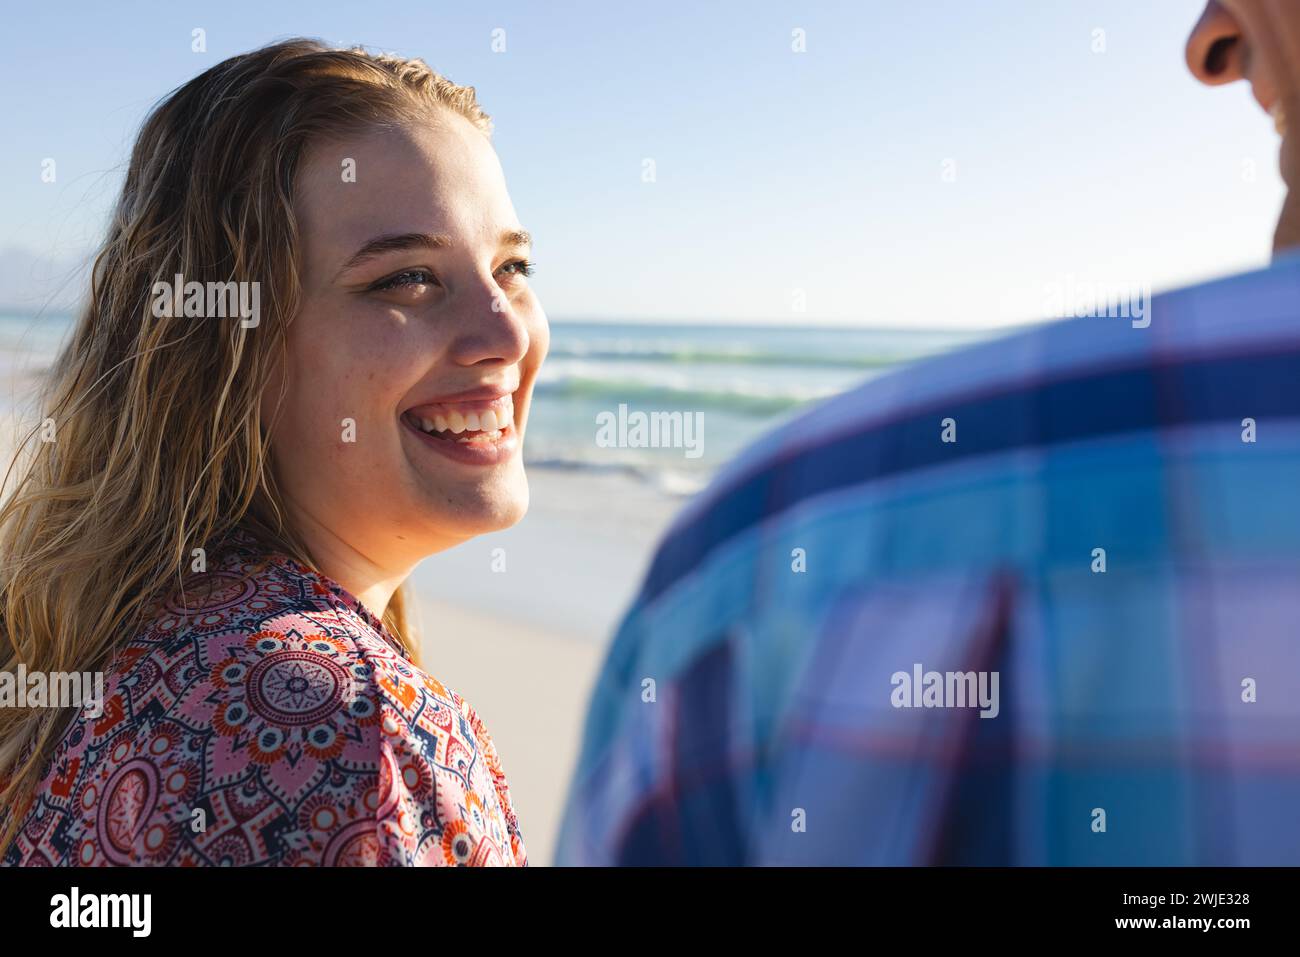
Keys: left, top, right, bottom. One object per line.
{"left": 5, "top": 530, "right": 526, "bottom": 867}
{"left": 135, "top": 526, "right": 406, "bottom": 659}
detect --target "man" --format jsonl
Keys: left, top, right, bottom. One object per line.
{"left": 555, "top": 1, "right": 1300, "bottom": 865}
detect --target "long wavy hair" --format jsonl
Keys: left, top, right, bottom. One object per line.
{"left": 0, "top": 38, "right": 493, "bottom": 854}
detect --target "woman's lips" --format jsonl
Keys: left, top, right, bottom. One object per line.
{"left": 400, "top": 391, "right": 520, "bottom": 467}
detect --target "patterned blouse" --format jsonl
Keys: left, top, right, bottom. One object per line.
{"left": 2, "top": 528, "right": 527, "bottom": 866}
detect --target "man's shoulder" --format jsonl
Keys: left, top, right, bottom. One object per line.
{"left": 709, "top": 259, "right": 1300, "bottom": 509}
{"left": 640, "top": 258, "right": 1300, "bottom": 606}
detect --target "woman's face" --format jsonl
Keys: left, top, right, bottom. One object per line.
{"left": 1186, "top": 1, "right": 1300, "bottom": 250}
{"left": 263, "top": 109, "right": 548, "bottom": 570}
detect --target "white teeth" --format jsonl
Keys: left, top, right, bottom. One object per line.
{"left": 454, "top": 429, "right": 502, "bottom": 443}
{"left": 409, "top": 394, "right": 514, "bottom": 437}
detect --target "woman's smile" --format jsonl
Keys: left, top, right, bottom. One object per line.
{"left": 400, "top": 388, "right": 520, "bottom": 466}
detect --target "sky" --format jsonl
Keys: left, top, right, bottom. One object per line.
{"left": 0, "top": 0, "right": 1288, "bottom": 328}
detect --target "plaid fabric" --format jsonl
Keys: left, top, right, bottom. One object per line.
{"left": 555, "top": 254, "right": 1300, "bottom": 865}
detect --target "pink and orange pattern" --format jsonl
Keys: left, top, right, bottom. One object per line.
{"left": 3, "top": 528, "right": 527, "bottom": 867}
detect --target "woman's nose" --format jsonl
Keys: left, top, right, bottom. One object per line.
{"left": 450, "top": 279, "right": 532, "bottom": 367}
{"left": 1186, "top": 1, "right": 1245, "bottom": 86}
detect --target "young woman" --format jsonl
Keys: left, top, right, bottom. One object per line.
{"left": 0, "top": 38, "right": 547, "bottom": 866}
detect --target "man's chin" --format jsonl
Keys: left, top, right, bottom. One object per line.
{"left": 1273, "top": 188, "right": 1300, "bottom": 256}
{"left": 1272, "top": 116, "right": 1300, "bottom": 256}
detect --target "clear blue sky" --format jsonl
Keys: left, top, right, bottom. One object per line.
{"left": 0, "top": 0, "right": 1287, "bottom": 328}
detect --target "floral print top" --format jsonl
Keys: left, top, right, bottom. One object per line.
{"left": 2, "top": 528, "right": 527, "bottom": 867}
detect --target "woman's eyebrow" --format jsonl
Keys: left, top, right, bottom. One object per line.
{"left": 336, "top": 229, "right": 533, "bottom": 279}
{"left": 502, "top": 229, "right": 533, "bottom": 251}
{"left": 337, "top": 232, "right": 451, "bottom": 276}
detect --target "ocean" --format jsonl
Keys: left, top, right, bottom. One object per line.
{"left": 0, "top": 312, "right": 985, "bottom": 491}
{"left": 534, "top": 320, "right": 986, "bottom": 492}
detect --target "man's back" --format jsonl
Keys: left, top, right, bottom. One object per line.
{"left": 556, "top": 256, "right": 1300, "bottom": 865}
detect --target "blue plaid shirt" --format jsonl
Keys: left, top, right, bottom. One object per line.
{"left": 556, "top": 255, "right": 1300, "bottom": 865}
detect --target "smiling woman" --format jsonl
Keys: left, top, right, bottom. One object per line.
{"left": 0, "top": 38, "right": 545, "bottom": 866}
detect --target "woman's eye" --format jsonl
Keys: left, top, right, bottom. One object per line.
{"left": 371, "top": 269, "right": 436, "bottom": 291}
{"left": 498, "top": 259, "right": 536, "bottom": 281}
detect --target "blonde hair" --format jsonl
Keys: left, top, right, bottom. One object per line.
{"left": 0, "top": 38, "right": 492, "bottom": 854}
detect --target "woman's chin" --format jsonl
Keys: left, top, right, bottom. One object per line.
{"left": 424, "top": 476, "right": 530, "bottom": 537}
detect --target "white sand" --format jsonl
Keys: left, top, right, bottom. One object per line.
{"left": 414, "top": 598, "right": 605, "bottom": 866}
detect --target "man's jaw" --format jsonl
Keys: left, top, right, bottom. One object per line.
{"left": 1269, "top": 88, "right": 1300, "bottom": 256}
